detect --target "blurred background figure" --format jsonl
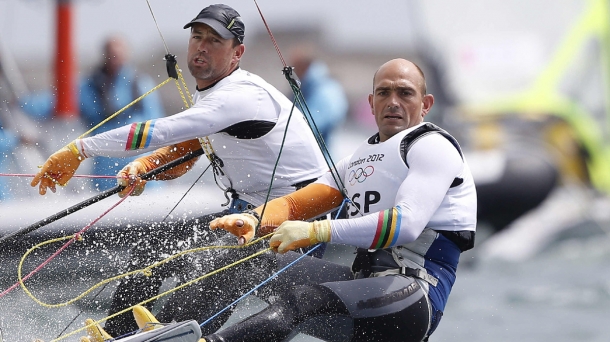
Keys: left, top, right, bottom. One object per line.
{"left": 289, "top": 44, "right": 348, "bottom": 157}
{"left": 79, "top": 35, "right": 165, "bottom": 190}
{"left": 20, "top": 34, "right": 165, "bottom": 191}
{"left": 0, "top": 47, "right": 41, "bottom": 201}
{"left": 0, "top": 56, "right": 20, "bottom": 201}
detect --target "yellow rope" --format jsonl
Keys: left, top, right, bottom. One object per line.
{"left": 172, "top": 65, "right": 216, "bottom": 158}
{"left": 17, "top": 233, "right": 273, "bottom": 341}
{"left": 18, "top": 235, "right": 76, "bottom": 307}
{"left": 19, "top": 233, "right": 272, "bottom": 308}
{"left": 51, "top": 239, "right": 273, "bottom": 341}
{"left": 177, "top": 65, "right": 194, "bottom": 104}
{"left": 77, "top": 77, "right": 173, "bottom": 139}
{"left": 171, "top": 64, "right": 217, "bottom": 159}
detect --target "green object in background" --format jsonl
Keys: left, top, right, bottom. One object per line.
{"left": 465, "top": 0, "right": 610, "bottom": 194}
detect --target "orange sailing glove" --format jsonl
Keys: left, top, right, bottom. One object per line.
{"left": 31, "top": 141, "right": 84, "bottom": 195}
{"left": 269, "top": 219, "right": 331, "bottom": 254}
{"left": 209, "top": 211, "right": 260, "bottom": 245}
{"left": 116, "top": 139, "right": 201, "bottom": 198}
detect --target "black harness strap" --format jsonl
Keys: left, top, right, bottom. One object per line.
{"left": 400, "top": 123, "right": 464, "bottom": 188}
{"left": 400, "top": 123, "right": 464, "bottom": 164}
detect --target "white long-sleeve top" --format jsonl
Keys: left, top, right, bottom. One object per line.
{"left": 317, "top": 122, "right": 477, "bottom": 249}
{"left": 75, "top": 69, "right": 327, "bottom": 206}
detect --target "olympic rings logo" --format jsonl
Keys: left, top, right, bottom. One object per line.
{"left": 348, "top": 166, "right": 375, "bottom": 185}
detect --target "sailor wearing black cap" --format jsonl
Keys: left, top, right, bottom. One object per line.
{"left": 184, "top": 4, "right": 245, "bottom": 43}
{"left": 30, "top": 3, "right": 328, "bottom": 338}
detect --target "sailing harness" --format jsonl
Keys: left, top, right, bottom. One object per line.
{"left": 351, "top": 123, "right": 476, "bottom": 286}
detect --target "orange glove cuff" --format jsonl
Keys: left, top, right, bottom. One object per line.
{"left": 255, "top": 183, "right": 343, "bottom": 235}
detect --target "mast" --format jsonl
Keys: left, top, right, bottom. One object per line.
{"left": 54, "top": 0, "right": 77, "bottom": 119}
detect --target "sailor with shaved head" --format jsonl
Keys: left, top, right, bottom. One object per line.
{"left": 199, "top": 58, "right": 478, "bottom": 341}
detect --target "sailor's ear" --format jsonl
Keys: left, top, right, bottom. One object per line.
{"left": 421, "top": 94, "right": 434, "bottom": 118}
{"left": 233, "top": 44, "right": 245, "bottom": 64}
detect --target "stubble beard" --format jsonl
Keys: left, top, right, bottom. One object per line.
{"left": 188, "top": 60, "right": 215, "bottom": 82}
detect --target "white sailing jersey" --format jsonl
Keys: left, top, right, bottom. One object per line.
{"left": 75, "top": 68, "right": 327, "bottom": 206}
{"left": 318, "top": 122, "right": 477, "bottom": 248}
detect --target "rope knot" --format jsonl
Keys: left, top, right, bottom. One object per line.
{"left": 142, "top": 268, "right": 153, "bottom": 277}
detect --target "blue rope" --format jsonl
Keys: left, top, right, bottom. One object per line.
{"left": 334, "top": 198, "right": 348, "bottom": 219}
{"left": 199, "top": 244, "right": 321, "bottom": 328}
{"left": 199, "top": 198, "right": 349, "bottom": 330}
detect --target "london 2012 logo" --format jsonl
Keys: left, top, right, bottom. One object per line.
{"left": 348, "top": 166, "right": 375, "bottom": 185}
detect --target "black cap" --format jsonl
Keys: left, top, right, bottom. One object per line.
{"left": 184, "top": 4, "right": 245, "bottom": 43}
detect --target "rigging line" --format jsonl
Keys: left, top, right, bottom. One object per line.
{"left": 162, "top": 162, "right": 212, "bottom": 222}
{"left": 252, "top": 0, "right": 348, "bottom": 197}
{"left": 177, "top": 66, "right": 194, "bottom": 103}
{"left": 141, "top": 0, "right": 220, "bottom": 224}
{"left": 143, "top": 0, "right": 191, "bottom": 109}
{"left": 254, "top": 0, "right": 286, "bottom": 67}
{"left": 0, "top": 173, "right": 117, "bottom": 179}
{"left": 257, "top": 100, "right": 297, "bottom": 223}
{"left": 287, "top": 63, "right": 346, "bottom": 197}
{"left": 55, "top": 283, "right": 107, "bottom": 339}
{"left": 144, "top": 0, "right": 222, "bottom": 192}
{"left": 293, "top": 88, "right": 348, "bottom": 195}
{"left": 141, "top": 0, "right": 223, "bottom": 218}
{"left": 334, "top": 198, "right": 349, "bottom": 219}
{"left": 199, "top": 243, "right": 321, "bottom": 328}
{"left": 145, "top": 0, "right": 170, "bottom": 55}
{"left": 0, "top": 186, "right": 137, "bottom": 300}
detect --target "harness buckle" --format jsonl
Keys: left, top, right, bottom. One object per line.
{"left": 399, "top": 267, "right": 439, "bottom": 286}
{"left": 229, "top": 197, "right": 254, "bottom": 213}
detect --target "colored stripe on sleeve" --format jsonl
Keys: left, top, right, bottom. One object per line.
{"left": 371, "top": 213, "right": 385, "bottom": 248}
{"left": 370, "top": 207, "right": 401, "bottom": 249}
{"left": 125, "top": 123, "right": 137, "bottom": 150}
{"left": 389, "top": 206, "right": 402, "bottom": 246}
{"left": 133, "top": 123, "right": 145, "bottom": 149}
{"left": 125, "top": 121, "right": 154, "bottom": 150}
{"left": 142, "top": 120, "right": 155, "bottom": 148}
